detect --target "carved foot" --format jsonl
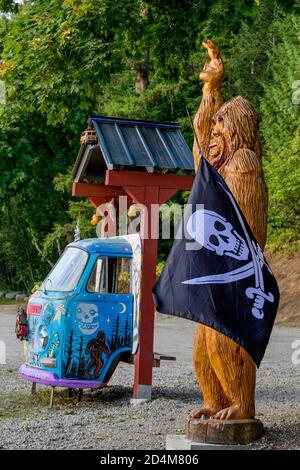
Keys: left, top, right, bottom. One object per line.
{"left": 189, "top": 406, "right": 221, "bottom": 419}
{"left": 214, "top": 404, "right": 254, "bottom": 420}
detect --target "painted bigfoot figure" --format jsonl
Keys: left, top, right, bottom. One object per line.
{"left": 191, "top": 40, "right": 268, "bottom": 420}
{"left": 84, "top": 331, "right": 110, "bottom": 379}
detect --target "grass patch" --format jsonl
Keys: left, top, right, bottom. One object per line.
{"left": 265, "top": 237, "right": 300, "bottom": 254}
{"left": 0, "top": 384, "right": 125, "bottom": 420}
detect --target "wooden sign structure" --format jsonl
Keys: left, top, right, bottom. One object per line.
{"left": 73, "top": 116, "right": 194, "bottom": 401}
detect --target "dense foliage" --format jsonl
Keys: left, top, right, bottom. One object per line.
{"left": 0, "top": 0, "right": 299, "bottom": 290}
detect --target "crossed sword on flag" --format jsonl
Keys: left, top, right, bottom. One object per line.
{"left": 184, "top": 182, "right": 274, "bottom": 320}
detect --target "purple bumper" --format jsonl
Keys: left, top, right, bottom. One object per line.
{"left": 19, "top": 364, "right": 105, "bottom": 389}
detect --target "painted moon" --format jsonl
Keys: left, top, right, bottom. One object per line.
{"left": 119, "top": 302, "right": 126, "bottom": 314}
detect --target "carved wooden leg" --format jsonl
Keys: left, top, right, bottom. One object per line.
{"left": 191, "top": 324, "right": 228, "bottom": 418}
{"left": 206, "top": 327, "right": 256, "bottom": 420}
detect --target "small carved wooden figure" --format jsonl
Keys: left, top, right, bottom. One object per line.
{"left": 191, "top": 40, "right": 268, "bottom": 420}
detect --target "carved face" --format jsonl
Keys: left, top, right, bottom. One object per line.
{"left": 209, "top": 116, "right": 231, "bottom": 169}
{"left": 76, "top": 303, "right": 99, "bottom": 335}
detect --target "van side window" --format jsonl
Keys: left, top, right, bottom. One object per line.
{"left": 114, "top": 257, "right": 131, "bottom": 294}
{"left": 87, "top": 257, "right": 131, "bottom": 294}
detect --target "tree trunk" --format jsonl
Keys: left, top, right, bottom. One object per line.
{"left": 135, "top": 50, "right": 150, "bottom": 94}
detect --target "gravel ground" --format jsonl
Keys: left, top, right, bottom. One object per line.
{"left": 0, "top": 306, "right": 299, "bottom": 450}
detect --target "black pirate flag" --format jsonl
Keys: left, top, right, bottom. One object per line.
{"left": 153, "top": 157, "right": 280, "bottom": 366}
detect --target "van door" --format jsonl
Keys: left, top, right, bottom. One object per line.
{"left": 63, "top": 256, "right": 133, "bottom": 382}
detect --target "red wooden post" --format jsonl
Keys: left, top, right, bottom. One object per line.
{"left": 132, "top": 186, "right": 159, "bottom": 399}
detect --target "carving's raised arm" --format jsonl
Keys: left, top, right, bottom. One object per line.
{"left": 193, "top": 40, "right": 224, "bottom": 171}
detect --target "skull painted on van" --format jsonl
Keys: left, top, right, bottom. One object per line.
{"left": 76, "top": 303, "right": 99, "bottom": 335}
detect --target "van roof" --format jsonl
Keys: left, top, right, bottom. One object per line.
{"left": 68, "top": 237, "right": 133, "bottom": 256}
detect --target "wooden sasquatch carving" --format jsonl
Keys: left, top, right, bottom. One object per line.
{"left": 191, "top": 40, "right": 268, "bottom": 420}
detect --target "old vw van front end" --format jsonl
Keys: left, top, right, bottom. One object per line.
{"left": 19, "top": 236, "right": 140, "bottom": 390}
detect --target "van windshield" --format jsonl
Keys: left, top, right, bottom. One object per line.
{"left": 42, "top": 247, "right": 88, "bottom": 292}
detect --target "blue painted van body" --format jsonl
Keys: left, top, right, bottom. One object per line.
{"left": 19, "top": 238, "right": 135, "bottom": 388}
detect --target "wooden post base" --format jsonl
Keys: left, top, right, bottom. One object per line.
{"left": 187, "top": 418, "right": 264, "bottom": 445}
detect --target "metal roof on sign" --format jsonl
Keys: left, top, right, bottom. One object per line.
{"left": 90, "top": 115, "right": 193, "bottom": 170}
{"left": 73, "top": 115, "right": 194, "bottom": 183}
